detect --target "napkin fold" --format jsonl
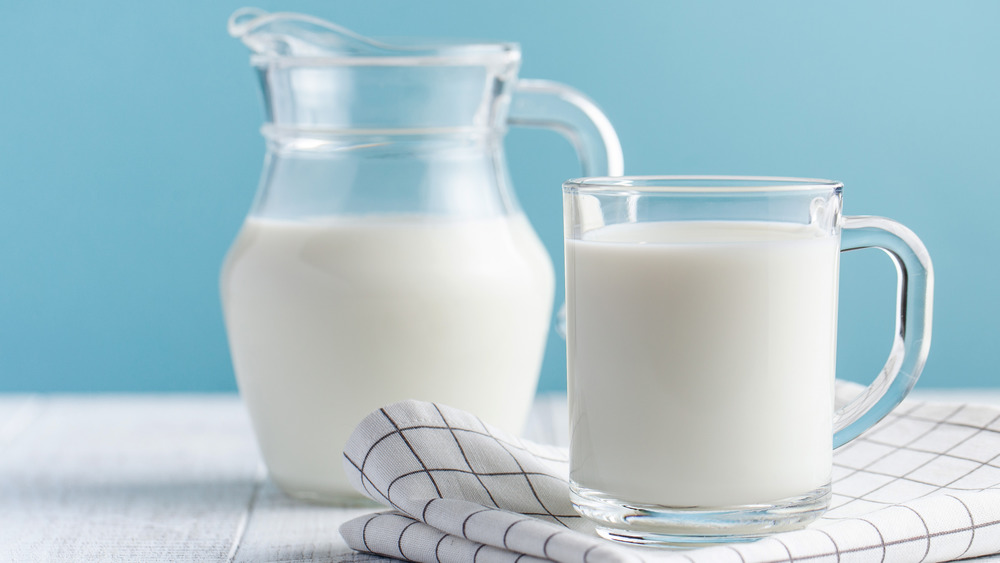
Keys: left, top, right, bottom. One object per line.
{"left": 340, "top": 397, "right": 1000, "bottom": 563}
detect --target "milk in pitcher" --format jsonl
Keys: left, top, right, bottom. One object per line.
{"left": 221, "top": 213, "right": 554, "bottom": 500}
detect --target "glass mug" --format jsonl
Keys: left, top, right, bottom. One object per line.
{"left": 563, "top": 176, "right": 933, "bottom": 545}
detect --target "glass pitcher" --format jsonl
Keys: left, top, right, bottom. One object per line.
{"left": 220, "top": 8, "right": 623, "bottom": 503}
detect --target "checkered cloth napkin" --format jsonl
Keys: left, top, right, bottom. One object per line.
{"left": 339, "top": 393, "right": 1000, "bottom": 563}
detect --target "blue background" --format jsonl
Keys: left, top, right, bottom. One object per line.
{"left": 2, "top": 1, "right": 997, "bottom": 393}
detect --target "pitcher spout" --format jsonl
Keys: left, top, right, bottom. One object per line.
{"left": 228, "top": 7, "right": 517, "bottom": 63}
{"left": 228, "top": 7, "right": 407, "bottom": 58}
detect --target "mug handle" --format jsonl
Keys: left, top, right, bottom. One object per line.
{"left": 833, "top": 215, "right": 934, "bottom": 448}
{"left": 507, "top": 79, "right": 624, "bottom": 177}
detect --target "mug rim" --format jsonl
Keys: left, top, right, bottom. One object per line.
{"left": 563, "top": 175, "right": 844, "bottom": 194}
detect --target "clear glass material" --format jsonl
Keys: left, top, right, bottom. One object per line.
{"left": 563, "top": 176, "right": 933, "bottom": 545}
{"left": 220, "top": 9, "right": 623, "bottom": 504}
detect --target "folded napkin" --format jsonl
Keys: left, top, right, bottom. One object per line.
{"left": 339, "top": 395, "right": 1000, "bottom": 563}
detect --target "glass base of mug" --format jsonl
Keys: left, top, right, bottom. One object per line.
{"left": 570, "top": 482, "right": 831, "bottom": 547}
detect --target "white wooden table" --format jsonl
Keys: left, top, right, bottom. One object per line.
{"left": 0, "top": 393, "right": 569, "bottom": 562}
{"left": 1, "top": 389, "right": 998, "bottom": 562}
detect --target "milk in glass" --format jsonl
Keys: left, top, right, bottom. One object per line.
{"left": 566, "top": 221, "right": 839, "bottom": 507}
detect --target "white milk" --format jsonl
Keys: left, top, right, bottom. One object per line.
{"left": 221, "top": 214, "right": 554, "bottom": 501}
{"left": 566, "top": 221, "right": 839, "bottom": 508}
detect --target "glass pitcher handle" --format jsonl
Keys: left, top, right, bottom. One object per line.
{"left": 510, "top": 80, "right": 623, "bottom": 338}
{"left": 833, "top": 215, "right": 934, "bottom": 448}
{"left": 508, "top": 79, "right": 624, "bottom": 176}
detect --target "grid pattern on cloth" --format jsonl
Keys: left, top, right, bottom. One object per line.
{"left": 339, "top": 397, "right": 1000, "bottom": 563}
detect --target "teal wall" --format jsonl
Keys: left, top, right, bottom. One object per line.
{"left": 2, "top": 1, "right": 997, "bottom": 392}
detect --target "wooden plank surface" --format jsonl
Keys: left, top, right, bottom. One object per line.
{"left": 0, "top": 394, "right": 560, "bottom": 563}
{"left": 231, "top": 480, "right": 377, "bottom": 563}
{"left": 0, "top": 395, "right": 260, "bottom": 562}
{"left": 2, "top": 391, "right": 999, "bottom": 562}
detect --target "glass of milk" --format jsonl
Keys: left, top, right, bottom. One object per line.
{"left": 563, "top": 176, "right": 933, "bottom": 545}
